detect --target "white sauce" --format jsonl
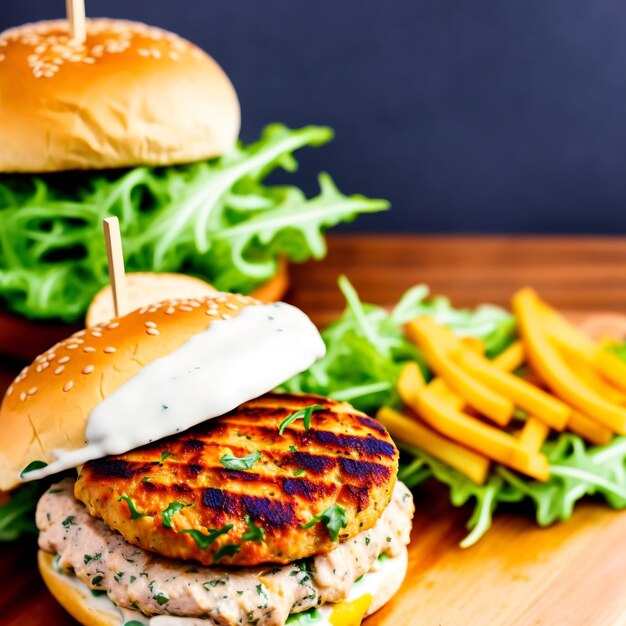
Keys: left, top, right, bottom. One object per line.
{"left": 26, "top": 303, "right": 325, "bottom": 482}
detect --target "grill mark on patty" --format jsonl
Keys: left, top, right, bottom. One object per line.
{"left": 202, "top": 488, "right": 297, "bottom": 527}
{"left": 314, "top": 431, "right": 396, "bottom": 458}
{"left": 357, "top": 415, "right": 388, "bottom": 435}
{"left": 338, "top": 458, "right": 391, "bottom": 484}
{"left": 289, "top": 452, "right": 337, "bottom": 474}
{"left": 282, "top": 477, "right": 335, "bottom": 501}
{"left": 86, "top": 458, "right": 155, "bottom": 479}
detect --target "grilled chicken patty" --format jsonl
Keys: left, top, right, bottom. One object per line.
{"left": 38, "top": 479, "right": 414, "bottom": 625}
{"left": 75, "top": 393, "right": 399, "bottom": 566}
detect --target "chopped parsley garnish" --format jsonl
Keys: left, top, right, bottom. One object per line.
{"left": 114, "top": 571, "right": 124, "bottom": 583}
{"left": 301, "top": 504, "right": 347, "bottom": 541}
{"left": 278, "top": 404, "right": 324, "bottom": 436}
{"left": 220, "top": 450, "right": 261, "bottom": 471}
{"left": 62, "top": 515, "right": 75, "bottom": 531}
{"left": 47, "top": 488, "right": 63, "bottom": 494}
{"left": 153, "top": 591, "right": 169, "bottom": 606}
{"left": 92, "top": 574, "right": 104, "bottom": 586}
{"left": 161, "top": 502, "right": 189, "bottom": 528}
{"left": 179, "top": 524, "right": 233, "bottom": 549}
{"left": 242, "top": 515, "right": 264, "bottom": 542}
{"left": 293, "top": 469, "right": 305, "bottom": 476}
{"left": 289, "top": 445, "right": 298, "bottom": 452}
{"left": 213, "top": 543, "right": 241, "bottom": 562}
{"left": 118, "top": 494, "right": 146, "bottom": 519}
{"left": 20, "top": 460, "right": 47, "bottom": 478}
{"left": 83, "top": 552, "right": 101, "bottom": 564}
{"left": 160, "top": 450, "right": 173, "bottom": 464}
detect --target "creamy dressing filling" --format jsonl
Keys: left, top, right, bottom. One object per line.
{"left": 37, "top": 480, "right": 414, "bottom": 626}
{"left": 49, "top": 551, "right": 403, "bottom": 626}
{"left": 24, "top": 303, "right": 325, "bottom": 482}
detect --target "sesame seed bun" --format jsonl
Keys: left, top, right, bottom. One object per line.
{"left": 0, "top": 19, "right": 240, "bottom": 173}
{"left": 0, "top": 292, "right": 258, "bottom": 491}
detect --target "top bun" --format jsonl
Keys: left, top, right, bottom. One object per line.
{"left": 0, "top": 19, "right": 240, "bottom": 173}
{"left": 0, "top": 293, "right": 258, "bottom": 491}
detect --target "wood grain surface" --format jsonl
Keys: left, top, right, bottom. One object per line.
{"left": 1, "top": 235, "right": 625, "bottom": 626}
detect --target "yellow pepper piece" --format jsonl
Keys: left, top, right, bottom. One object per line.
{"left": 416, "top": 387, "right": 549, "bottom": 481}
{"left": 568, "top": 410, "right": 613, "bottom": 446}
{"left": 491, "top": 341, "right": 526, "bottom": 372}
{"left": 513, "top": 288, "right": 626, "bottom": 435}
{"left": 377, "top": 407, "right": 490, "bottom": 484}
{"left": 406, "top": 318, "right": 514, "bottom": 426}
{"left": 397, "top": 361, "right": 426, "bottom": 408}
{"left": 329, "top": 593, "right": 373, "bottom": 626}
{"left": 452, "top": 348, "right": 570, "bottom": 430}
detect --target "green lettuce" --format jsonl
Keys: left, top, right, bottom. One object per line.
{"left": 0, "top": 124, "right": 388, "bottom": 322}
{"left": 0, "top": 482, "right": 38, "bottom": 541}
{"left": 284, "top": 278, "right": 626, "bottom": 547}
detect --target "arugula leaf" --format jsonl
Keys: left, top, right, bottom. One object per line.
{"left": 0, "top": 483, "right": 38, "bottom": 541}
{"left": 0, "top": 125, "right": 387, "bottom": 322}
{"left": 117, "top": 495, "right": 146, "bottom": 520}
{"left": 242, "top": 515, "right": 264, "bottom": 542}
{"left": 179, "top": 524, "right": 233, "bottom": 550}
{"left": 301, "top": 504, "right": 347, "bottom": 541}
{"left": 161, "top": 502, "right": 189, "bottom": 529}
{"left": 278, "top": 405, "right": 324, "bottom": 436}
{"left": 159, "top": 451, "right": 173, "bottom": 464}
{"left": 220, "top": 450, "right": 261, "bottom": 471}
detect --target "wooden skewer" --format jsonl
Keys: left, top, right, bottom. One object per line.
{"left": 102, "top": 217, "right": 128, "bottom": 318}
{"left": 65, "top": 0, "right": 86, "bottom": 44}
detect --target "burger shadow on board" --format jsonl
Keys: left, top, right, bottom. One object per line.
{"left": 0, "top": 17, "right": 388, "bottom": 361}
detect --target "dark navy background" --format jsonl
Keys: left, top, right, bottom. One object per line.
{"left": 3, "top": 2, "right": 626, "bottom": 233}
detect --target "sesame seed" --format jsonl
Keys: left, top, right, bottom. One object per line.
{"left": 83, "top": 346, "right": 96, "bottom": 353}
{"left": 66, "top": 344, "right": 79, "bottom": 350}
{"left": 91, "top": 331, "right": 102, "bottom": 338}
{"left": 103, "top": 346, "right": 116, "bottom": 354}
{"left": 179, "top": 305, "right": 192, "bottom": 312}
{"left": 82, "top": 365, "right": 94, "bottom": 374}
{"left": 20, "top": 392, "right": 27, "bottom": 402}
{"left": 144, "top": 321, "right": 157, "bottom": 328}
{"left": 54, "top": 366, "right": 65, "bottom": 375}
{"left": 225, "top": 303, "right": 238, "bottom": 311}
{"left": 206, "top": 309, "right": 218, "bottom": 316}
{"left": 189, "top": 301, "right": 200, "bottom": 308}
{"left": 146, "top": 328, "right": 160, "bottom": 336}
{"left": 28, "top": 387, "right": 37, "bottom": 396}
{"left": 165, "top": 307, "right": 175, "bottom": 315}
{"left": 148, "top": 307, "right": 158, "bottom": 313}
{"left": 42, "top": 361, "right": 50, "bottom": 370}
{"left": 35, "top": 365, "right": 43, "bottom": 373}
{"left": 63, "top": 381, "right": 74, "bottom": 392}
{"left": 221, "top": 313, "right": 231, "bottom": 320}
{"left": 58, "top": 356, "right": 70, "bottom": 364}
{"left": 6, "top": 385, "right": 13, "bottom": 396}
{"left": 107, "top": 322, "right": 120, "bottom": 329}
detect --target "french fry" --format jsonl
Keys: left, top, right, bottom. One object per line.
{"left": 461, "top": 337, "right": 484, "bottom": 354}
{"left": 406, "top": 318, "right": 514, "bottom": 426}
{"left": 539, "top": 302, "right": 597, "bottom": 362}
{"left": 513, "top": 289, "right": 626, "bottom": 435}
{"left": 428, "top": 378, "right": 465, "bottom": 410}
{"left": 595, "top": 350, "right": 626, "bottom": 394}
{"left": 377, "top": 407, "right": 490, "bottom": 484}
{"left": 415, "top": 387, "right": 549, "bottom": 481}
{"left": 492, "top": 341, "right": 526, "bottom": 372}
{"left": 518, "top": 417, "right": 550, "bottom": 452}
{"left": 568, "top": 411, "right": 613, "bottom": 446}
{"left": 397, "top": 362, "right": 426, "bottom": 408}
{"left": 563, "top": 355, "right": 626, "bottom": 406}
{"left": 452, "top": 348, "right": 570, "bottom": 430}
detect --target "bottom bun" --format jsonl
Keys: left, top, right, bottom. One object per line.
{"left": 38, "top": 547, "right": 407, "bottom": 626}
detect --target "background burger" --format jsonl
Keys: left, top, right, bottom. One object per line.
{"left": 0, "top": 18, "right": 388, "bottom": 359}
{"left": 0, "top": 292, "right": 414, "bottom": 625}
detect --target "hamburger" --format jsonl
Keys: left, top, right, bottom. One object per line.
{"left": 0, "top": 292, "right": 414, "bottom": 625}
{"left": 0, "top": 18, "right": 387, "bottom": 359}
